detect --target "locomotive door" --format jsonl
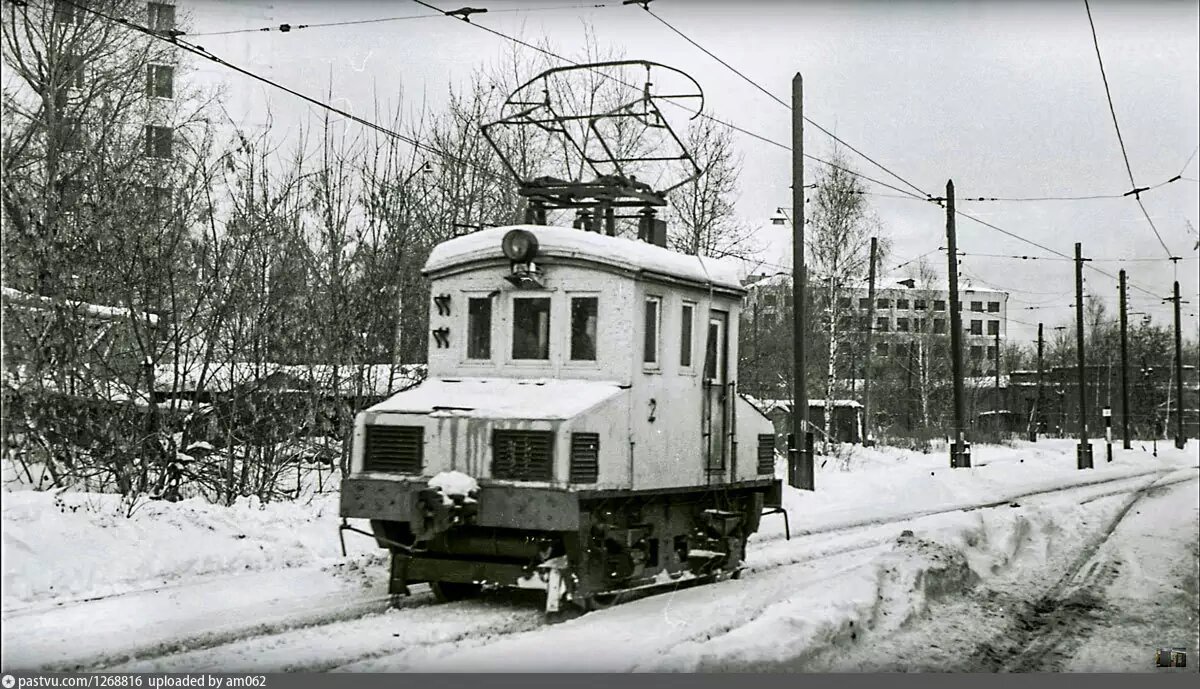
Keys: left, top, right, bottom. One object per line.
{"left": 703, "top": 310, "right": 729, "bottom": 481}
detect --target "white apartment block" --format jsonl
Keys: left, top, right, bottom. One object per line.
{"left": 842, "top": 285, "right": 1009, "bottom": 377}
{"left": 744, "top": 275, "right": 1010, "bottom": 377}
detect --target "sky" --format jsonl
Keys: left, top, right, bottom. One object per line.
{"left": 181, "top": 0, "right": 1200, "bottom": 345}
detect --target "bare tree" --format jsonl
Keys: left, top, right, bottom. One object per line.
{"left": 806, "top": 152, "right": 888, "bottom": 451}
{"left": 903, "top": 256, "right": 950, "bottom": 435}
{"left": 666, "top": 117, "right": 758, "bottom": 260}
{"left": 2, "top": 0, "right": 222, "bottom": 499}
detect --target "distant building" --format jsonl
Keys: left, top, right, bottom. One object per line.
{"left": 1009, "top": 364, "right": 1199, "bottom": 438}
{"left": 743, "top": 274, "right": 1010, "bottom": 377}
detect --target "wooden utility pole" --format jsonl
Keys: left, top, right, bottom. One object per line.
{"left": 1169, "top": 279, "right": 1186, "bottom": 449}
{"left": 790, "top": 72, "right": 813, "bottom": 490}
{"left": 753, "top": 298, "right": 760, "bottom": 395}
{"left": 1032, "top": 323, "right": 1044, "bottom": 441}
{"left": 905, "top": 345, "right": 915, "bottom": 430}
{"left": 863, "top": 237, "right": 878, "bottom": 446}
{"left": 1075, "top": 243, "right": 1093, "bottom": 469}
{"left": 945, "top": 181, "right": 969, "bottom": 468}
{"left": 1118, "top": 270, "right": 1131, "bottom": 449}
{"left": 994, "top": 328, "right": 1002, "bottom": 408}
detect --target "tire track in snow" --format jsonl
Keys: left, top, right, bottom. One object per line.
{"left": 980, "top": 474, "right": 1199, "bottom": 672}
{"left": 876, "top": 472, "right": 1200, "bottom": 673}
{"left": 743, "top": 470, "right": 1196, "bottom": 579}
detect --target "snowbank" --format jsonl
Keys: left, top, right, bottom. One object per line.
{"left": 1, "top": 490, "right": 374, "bottom": 607}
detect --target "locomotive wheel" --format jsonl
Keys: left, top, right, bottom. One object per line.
{"left": 583, "top": 591, "right": 624, "bottom": 611}
{"left": 430, "top": 581, "right": 482, "bottom": 603}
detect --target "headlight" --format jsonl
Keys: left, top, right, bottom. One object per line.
{"left": 502, "top": 229, "right": 539, "bottom": 262}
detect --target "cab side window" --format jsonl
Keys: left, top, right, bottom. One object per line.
{"left": 570, "top": 297, "right": 598, "bottom": 361}
{"left": 512, "top": 297, "right": 551, "bottom": 360}
{"left": 467, "top": 297, "right": 492, "bottom": 359}
{"left": 680, "top": 302, "right": 695, "bottom": 368}
{"left": 643, "top": 295, "right": 662, "bottom": 367}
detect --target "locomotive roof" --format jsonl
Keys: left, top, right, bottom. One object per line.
{"left": 423, "top": 225, "right": 745, "bottom": 292}
{"left": 367, "top": 377, "right": 625, "bottom": 420}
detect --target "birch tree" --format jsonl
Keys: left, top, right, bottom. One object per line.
{"left": 807, "top": 152, "right": 887, "bottom": 451}
{"left": 902, "top": 255, "right": 949, "bottom": 434}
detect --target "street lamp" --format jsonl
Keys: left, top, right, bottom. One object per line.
{"left": 770, "top": 185, "right": 817, "bottom": 224}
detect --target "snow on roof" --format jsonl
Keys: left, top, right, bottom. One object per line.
{"left": 424, "top": 225, "right": 745, "bottom": 292}
{"left": 746, "top": 272, "right": 793, "bottom": 289}
{"left": 368, "top": 377, "right": 626, "bottom": 420}
{"left": 2, "top": 286, "right": 160, "bottom": 325}
{"left": 153, "top": 362, "right": 426, "bottom": 397}
{"left": 745, "top": 397, "right": 864, "bottom": 414}
{"left": 3, "top": 364, "right": 143, "bottom": 399}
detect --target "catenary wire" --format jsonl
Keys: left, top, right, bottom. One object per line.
{"left": 62, "top": 0, "right": 510, "bottom": 185}
{"left": 950, "top": 208, "right": 1167, "bottom": 302}
{"left": 641, "top": 2, "right": 1193, "bottom": 209}
{"left": 68, "top": 0, "right": 1197, "bottom": 307}
{"left": 407, "top": 0, "right": 933, "bottom": 202}
{"left": 638, "top": 3, "right": 932, "bottom": 200}
{"left": 953, "top": 251, "right": 1198, "bottom": 263}
{"left": 1082, "top": 0, "right": 1173, "bottom": 257}
{"left": 186, "top": 4, "right": 613, "bottom": 37}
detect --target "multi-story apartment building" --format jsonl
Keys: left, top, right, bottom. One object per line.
{"left": 743, "top": 274, "right": 1010, "bottom": 377}
{"left": 142, "top": 1, "right": 181, "bottom": 213}
{"left": 38, "top": 1, "right": 182, "bottom": 211}
{"left": 842, "top": 285, "right": 1009, "bottom": 377}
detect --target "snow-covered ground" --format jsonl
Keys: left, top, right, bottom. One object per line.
{"left": 1, "top": 490, "right": 375, "bottom": 607}
{"left": 2, "top": 438, "right": 1197, "bottom": 673}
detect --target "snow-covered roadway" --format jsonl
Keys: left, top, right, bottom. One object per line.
{"left": 3, "top": 440, "right": 1196, "bottom": 673}
{"left": 795, "top": 473, "right": 1200, "bottom": 672}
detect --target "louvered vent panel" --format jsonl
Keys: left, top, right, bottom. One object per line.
{"left": 363, "top": 425, "right": 423, "bottom": 474}
{"left": 492, "top": 430, "right": 554, "bottom": 481}
{"left": 569, "top": 433, "right": 599, "bottom": 483}
{"left": 757, "top": 434, "right": 776, "bottom": 476}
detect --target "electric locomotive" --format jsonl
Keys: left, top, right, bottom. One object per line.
{"left": 338, "top": 223, "right": 782, "bottom": 614}
{"left": 338, "top": 59, "right": 783, "bottom": 614}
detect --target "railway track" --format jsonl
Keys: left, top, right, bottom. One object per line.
{"left": 6, "top": 463, "right": 1195, "bottom": 673}
{"left": 752, "top": 463, "right": 1198, "bottom": 545}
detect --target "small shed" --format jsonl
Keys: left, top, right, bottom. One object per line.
{"left": 745, "top": 397, "right": 864, "bottom": 447}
